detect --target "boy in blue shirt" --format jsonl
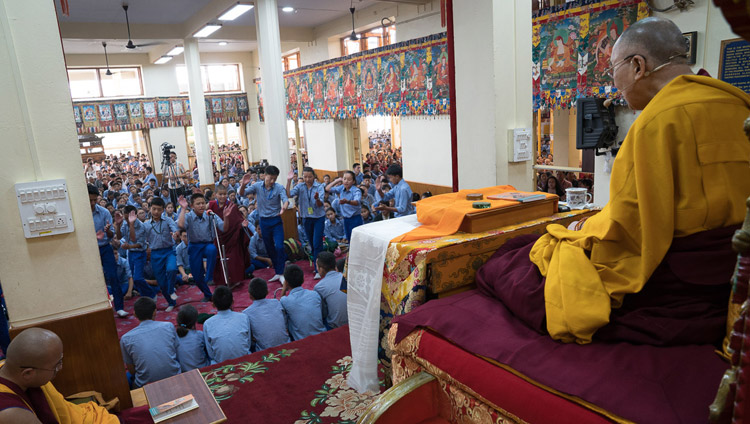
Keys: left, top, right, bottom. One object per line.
{"left": 326, "top": 171, "right": 363, "bottom": 242}
{"left": 375, "top": 165, "right": 415, "bottom": 217}
{"left": 246, "top": 224, "right": 272, "bottom": 277}
{"left": 117, "top": 205, "right": 157, "bottom": 302}
{"left": 203, "top": 286, "right": 252, "bottom": 363}
{"left": 314, "top": 252, "right": 348, "bottom": 329}
{"left": 242, "top": 278, "right": 290, "bottom": 351}
{"left": 177, "top": 193, "right": 223, "bottom": 302}
{"left": 324, "top": 208, "right": 346, "bottom": 244}
{"left": 120, "top": 298, "right": 181, "bottom": 388}
{"left": 287, "top": 167, "right": 326, "bottom": 279}
{"left": 280, "top": 264, "right": 326, "bottom": 341}
{"left": 175, "top": 230, "right": 192, "bottom": 285}
{"left": 240, "top": 165, "right": 290, "bottom": 283}
{"left": 143, "top": 197, "right": 179, "bottom": 312}
{"left": 113, "top": 249, "right": 134, "bottom": 300}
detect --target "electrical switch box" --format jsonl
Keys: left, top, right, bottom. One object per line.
{"left": 15, "top": 179, "right": 75, "bottom": 238}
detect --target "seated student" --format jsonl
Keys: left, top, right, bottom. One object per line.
{"left": 493, "top": 17, "right": 750, "bottom": 346}
{"left": 0, "top": 328, "right": 123, "bottom": 424}
{"left": 175, "top": 305, "right": 209, "bottom": 372}
{"left": 117, "top": 206, "right": 157, "bottom": 302}
{"left": 373, "top": 199, "right": 395, "bottom": 221}
{"left": 113, "top": 249, "right": 134, "bottom": 300}
{"left": 336, "top": 258, "right": 348, "bottom": 292}
{"left": 163, "top": 202, "right": 178, "bottom": 221}
{"left": 242, "top": 278, "right": 291, "bottom": 351}
{"left": 246, "top": 223, "right": 273, "bottom": 277}
{"left": 175, "top": 229, "right": 193, "bottom": 285}
{"left": 280, "top": 264, "right": 327, "bottom": 341}
{"left": 324, "top": 207, "right": 346, "bottom": 244}
{"left": 120, "top": 298, "right": 181, "bottom": 388}
{"left": 326, "top": 171, "right": 363, "bottom": 242}
{"left": 361, "top": 206, "right": 374, "bottom": 224}
{"left": 421, "top": 191, "right": 433, "bottom": 199}
{"left": 359, "top": 186, "right": 376, "bottom": 211}
{"left": 374, "top": 165, "right": 415, "bottom": 217}
{"left": 203, "top": 286, "right": 252, "bottom": 364}
{"left": 313, "top": 252, "right": 348, "bottom": 329}
{"left": 361, "top": 174, "right": 376, "bottom": 198}
{"left": 178, "top": 193, "right": 223, "bottom": 301}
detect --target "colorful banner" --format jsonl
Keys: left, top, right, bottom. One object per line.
{"left": 532, "top": 0, "right": 649, "bottom": 111}
{"left": 73, "top": 93, "right": 250, "bottom": 135}
{"left": 260, "top": 33, "right": 448, "bottom": 121}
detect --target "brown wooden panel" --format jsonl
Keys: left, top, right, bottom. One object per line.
{"left": 313, "top": 169, "right": 346, "bottom": 182}
{"left": 10, "top": 308, "right": 132, "bottom": 409}
{"left": 406, "top": 181, "right": 454, "bottom": 197}
{"left": 282, "top": 207, "right": 299, "bottom": 240}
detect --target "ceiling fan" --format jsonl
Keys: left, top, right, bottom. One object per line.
{"left": 120, "top": 3, "right": 161, "bottom": 50}
{"left": 101, "top": 42, "right": 113, "bottom": 75}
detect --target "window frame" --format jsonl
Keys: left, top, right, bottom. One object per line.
{"left": 282, "top": 52, "right": 301, "bottom": 72}
{"left": 340, "top": 26, "right": 395, "bottom": 56}
{"left": 176, "top": 63, "right": 243, "bottom": 94}
{"left": 67, "top": 66, "right": 144, "bottom": 99}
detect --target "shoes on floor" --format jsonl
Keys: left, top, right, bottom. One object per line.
{"left": 313, "top": 272, "right": 321, "bottom": 280}
{"left": 202, "top": 296, "right": 213, "bottom": 302}
{"left": 165, "top": 305, "right": 174, "bottom": 312}
{"left": 269, "top": 274, "right": 282, "bottom": 282}
{"left": 116, "top": 310, "right": 129, "bottom": 318}
{"left": 280, "top": 276, "right": 285, "bottom": 285}
{"left": 170, "top": 293, "right": 178, "bottom": 301}
{"left": 206, "top": 280, "right": 214, "bottom": 286}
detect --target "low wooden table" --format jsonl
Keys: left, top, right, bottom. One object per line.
{"left": 137, "top": 369, "right": 226, "bottom": 423}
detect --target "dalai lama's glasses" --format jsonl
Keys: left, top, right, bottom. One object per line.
{"left": 21, "top": 358, "right": 63, "bottom": 373}
{"left": 604, "top": 54, "right": 637, "bottom": 78}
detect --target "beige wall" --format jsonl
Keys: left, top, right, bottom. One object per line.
{"left": 0, "top": 1, "right": 111, "bottom": 327}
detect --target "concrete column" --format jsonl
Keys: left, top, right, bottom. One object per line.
{"left": 304, "top": 121, "right": 350, "bottom": 173}
{"left": 184, "top": 38, "right": 214, "bottom": 187}
{"left": 255, "top": 0, "right": 290, "bottom": 178}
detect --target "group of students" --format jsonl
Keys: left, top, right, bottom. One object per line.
{"left": 536, "top": 171, "right": 594, "bottom": 201}
{"left": 119, "top": 252, "right": 348, "bottom": 388}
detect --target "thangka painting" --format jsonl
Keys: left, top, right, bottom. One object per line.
{"left": 255, "top": 79, "right": 264, "bottom": 122}
{"left": 72, "top": 93, "right": 250, "bottom": 134}
{"left": 279, "top": 32, "right": 448, "bottom": 120}
{"left": 532, "top": 0, "right": 648, "bottom": 111}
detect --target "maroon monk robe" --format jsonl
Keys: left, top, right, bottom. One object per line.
{"left": 0, "top": 376, "right": 57, "bottom": 424}
{"left": 208, "top": 200, "right": 250, "bottom": 286}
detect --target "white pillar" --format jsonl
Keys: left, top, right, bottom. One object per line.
{"left": 255, "top": 0, "right": 290, "bottom": 178}
{"left": 184, "top": 39, "right": 214, "bottom": 187}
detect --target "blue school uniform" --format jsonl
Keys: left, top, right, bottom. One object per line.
{"left": 176, "top": 329, "right": 210, "bottom": 372}
{"left": 120, "top": 220, "right": 156, "bottom": 299}
{"left": 120, "top": 320, "right": 181, "bottom": 388}
{"left": 245, "top": 181, "right": 289, "bottom": 275}
{"left": 314, "top": 271, "right": 348, "bottom": 329}
{"left": 246, "top": 232, "right": 270, "bottom": 275}
{"left": 143, "top": 217, "right": 179, "bottom": 306}
{"left": 280, "top": 287, "right": 327, "bottom": 341}
{"left": 324, "top": 218, "right": 346, "bottom": 241}
{"left": 242, "top": 299, "right": 290, "bottom": 352}
{"left": 381, "top": 179, "right": 415, "bottom": 217}
{"left": 289, "top": 181, "right": 326, "bottom": 272}
{"left": 203, "top": 310, "right": 253, "bottom": 364}
{"left": 115, "top": 255, "right": 132, "bottom": 295}
{"left": 92, "top": 205, "right": 123, "bottom": 311}
{"left": 181, "top": 210, "right": 224, "bottom": 298}
{"left": 329, "top": 185, "right": 363, "bottom": 242}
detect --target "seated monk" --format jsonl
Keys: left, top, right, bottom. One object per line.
{"left": 489, "top": 17, "right": 750, "bottom": 345}
{"left": 0, "top": 328, "right": 121, "bottom": 424}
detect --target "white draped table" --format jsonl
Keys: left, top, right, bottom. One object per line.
{"left": 346, "top": 215, "right": 421, "bottom": 393}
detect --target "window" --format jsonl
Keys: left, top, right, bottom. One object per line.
{"left": 176, "top": 64, "right": 242, "bottom": 94}
{"left": 67, "top": 67, "right": 143, "bottom": 99}
{"left": 282, "top": 52, "right": 300, "bottom": 71}
{"left": 341, "top": 26, "right": 396, "bottom": 56}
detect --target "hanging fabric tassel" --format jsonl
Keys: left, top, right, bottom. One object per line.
{"left": 60, "top": 0, "right": 70, "bottom": 16}
{"left": 440, "top": 0, "right": 447, "bottom": 28}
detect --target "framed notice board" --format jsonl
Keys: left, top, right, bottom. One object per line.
{"left": 719, "top": 38, "right": 750, "bottom": 94}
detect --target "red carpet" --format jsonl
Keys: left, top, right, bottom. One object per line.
{"left": 114, "top": 257, "right": 322, "bottom": 338}
{"left": 200, "top": 325, "right": 385, "bottom": 423}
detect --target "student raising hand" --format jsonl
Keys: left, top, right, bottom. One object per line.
{"left": 114, "top": 211, "right": 124, "bottom": 227}
{"left": 128, "top": 210, "right": 138, "bottom": 225}
{"left": 178, "top": 195, "right": 189, "bottom": 210}
{"left": 241, "top": 172, "right": 253, "bottom": 185}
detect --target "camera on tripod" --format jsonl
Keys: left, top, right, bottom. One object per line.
{"left": 161, "top": 142, "right": 175, "bottom": 162}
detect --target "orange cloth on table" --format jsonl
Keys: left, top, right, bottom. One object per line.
{"left": 393, "top": 186, "right": 554, "bottom": 242}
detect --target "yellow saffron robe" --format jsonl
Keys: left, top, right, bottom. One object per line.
{"left": 530, "top": 75, "right": 750, "bottom": 344}
{"left": 0, "top": 364, "right": 119, "bottom": 424}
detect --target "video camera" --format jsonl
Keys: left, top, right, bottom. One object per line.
{"left": 161, "top": 142, "right": 175, "bottom": 163}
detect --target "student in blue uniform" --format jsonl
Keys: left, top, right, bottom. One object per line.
{"left": 88, "top": 185, "right": 128, "bottom": 318}
{"left": 287, "top": 167, "right": 326, "bottom": 279}
{"left": 120, "top": 298, "right": 181, "bottom": 388}
{"left": 175, "top": 305, "right": 210, "bottom": 372}
{"left": 203, "top": 286, "right": 252, "bottom": 364}
{"left": 313, "top": 252, "right": 348, "bottom": 329}
{"left": 113, "top": 249, "right": 134, "bottom": 300}
{"left": 326, "top": 171, "right": 363, "bottom": 242}
{"left": 240, "top": 166, "right": 290, "bottom": 283}
{"left": 280, "top": 264, "right": 326, "bottom": 341}
{"left": 142, "top": 197, "right": 179, "bottom": 312}
{"left": 177, "top": 193, "right": 223, "bottom": 301}
{"left": 242, "top": 278, "right": 290, "bottom": 352}
{"left": 246, "top": 224, "right": 272, "bottom": 277}
{"left": 117, "top": 205, "right": 157, "bottom": 301}
{"left": 175, "top": 230, "right": 192, "bottom": 285}
{"left": 324, "top": 208, "right": 346, "bottom": 244}
{"left": 375, "top": 165, "right": 415, "bottom": 218}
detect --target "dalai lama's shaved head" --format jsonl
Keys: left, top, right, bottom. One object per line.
{"left": 614, "top": 17, "right": 689, "bottom": 65}
{"left": 5, "top": 328, "right": 62, "bottom": 368}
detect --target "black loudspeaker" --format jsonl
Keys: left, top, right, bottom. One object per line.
{"left": 576, "top": 97, "right": 618, "bottom": 155}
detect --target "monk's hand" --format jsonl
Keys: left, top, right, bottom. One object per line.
{"left": 223, "top": 202, "right": 235, "bottom": 218}
{"left": 733, "top": 229, "right": 750, "bottom": 254}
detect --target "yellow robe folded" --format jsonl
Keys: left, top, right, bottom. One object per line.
{"left": 530, "top": 75, "right": 750, "bottom": 344}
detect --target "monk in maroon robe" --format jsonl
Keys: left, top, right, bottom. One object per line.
{"left": 208, "top": 186, "right": 250, "bottom": 287}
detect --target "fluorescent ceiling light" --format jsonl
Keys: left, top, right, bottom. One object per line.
{"left": 154, "top": 56, "right": 173, "bottom": 64}
{"left": 282, "top": 6, "right": 295, "bottom": 12}
{"left": 194, "top": 24, "right": 221, "bottom": 38}
{"left": 166, "top": 46, "right": 184, "bottom": 56}
{"left": 219, "top": 41, "right": 228, "bottom": 46}
{"left": 219, "top": 4, "right": 254, "bottom": 21}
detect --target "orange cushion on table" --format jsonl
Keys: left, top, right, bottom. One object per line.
{"left": 393, "top": 185, "right": 555, "bottom": 242}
